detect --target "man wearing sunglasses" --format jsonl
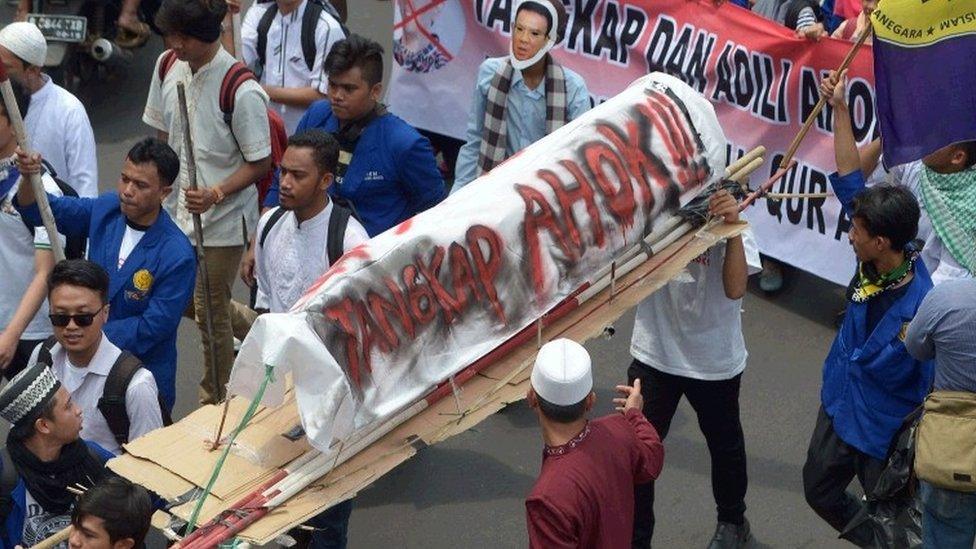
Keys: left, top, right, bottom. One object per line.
{"left": 13, "top": 138, "right": 195, "bottom": 413}
{"left": 25, "top": 260, "right": 165, "bottom": 456}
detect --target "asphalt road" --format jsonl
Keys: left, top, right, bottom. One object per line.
{"left": 5, "top": 1, "right": 858, "bottom": 546}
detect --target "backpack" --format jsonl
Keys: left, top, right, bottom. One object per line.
{"left": 258, "top": 200, "right": 355, "bottom": 266}
{"left": 157, "top": 51, "right": 287, "bottom": 203}
{"left": 254, "top": 0, "right": 348, "bottom": 76}
{"left": 18, "top": 162, "right": 87, "bottom": 260}
{"left": 783, "top": 0, "right": 823, "bottom": 30}
{"left": 35, "top": 337, "right": 173, "bottom": 448}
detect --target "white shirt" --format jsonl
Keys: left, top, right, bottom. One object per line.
{"left": 1, "top": 168, "right": 64, "bottom": 339}
{"left": 29, "top": 334, "right": 164, "bottom": 455}
{"left": 878, "top": 160, "right": 973, "bottom": 285}
{"left": 255, "top": 202, "right": 370, "bottom": 312}
{"left": 144, "top": 48, "right": 272, "bottom": 246}
{"left": 631, "top": 229, "right": 762, "bottom": 380}
{"left": 24, "top": 76, "right": 98, "bottom": 198}
{"left": 117, "top": 224, "right": 147, "bottom": 269}
{"left": 241, "top": 0, "right": 343, "bottom": 134}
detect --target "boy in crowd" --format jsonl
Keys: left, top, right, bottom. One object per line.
{"left": 452, "top": 0, "right": 590, "bottom": 192}
{"left": 253, "top": 129, "right": 368, "bottom": 548}
{"left": 803, "top": 71, "right": 934, "bottom": 545}
{"left": 0, "top": 363, "right": 113, "bottom": 547}
{"left": 526, "top": 339, "right": 664, "bottom": 548}
{"left": 145, "top": 0, "right": 272, "bottom": 404}
{"left": 0, "top": 79, "right": 62, "bottom": 379}
{"left": 0, "top": 22, "right": 98, "bottom": 198}
{"left": 27, "top": 260, "right": 165, "bottom": 455}
{"left": 629, "top": 190, "right": 761, "bottom": 549}
{"left": 239, "top": 0, "right": 346, "bottom": 134}
{"left": 262, "top": 35, "right": 445, "bottom": 237}
{"left": 68, "top": 477, "right": 153, "bottom": 549}
{"left": 15, "top": 139, "right": 195, "bottom": 412}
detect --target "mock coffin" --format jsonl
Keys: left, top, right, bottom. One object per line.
{"left": 228, "top": 72, "right": 727, "bottom": 457}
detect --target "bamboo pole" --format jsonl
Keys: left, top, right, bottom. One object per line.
{"left": 740, "top": 161, "right": 796, "bottom": 211}
{"left": 232, "top": 13, "right": 244, "bottom": 62}
{"left": 0, "top": 63, "right": 65, "bottom": 262}
{"left": 176, "top": 84, "right": 222, "bottom": 407}
{"left": 729, "top": 157, "right": 765, "bottom": 185}
{"left": 778, "top": 25, "right": 873, "bottom": 170}
{"left": 725, "top": 146, "right": 766, "bottom": 179}
{"left": 32, "top": 525, "right": 72, "bottom": 548}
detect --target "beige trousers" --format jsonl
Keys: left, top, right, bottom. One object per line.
{"left": 187, "top": 245, "right": 257, "bottom": 405}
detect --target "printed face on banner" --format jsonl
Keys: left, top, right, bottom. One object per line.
{"left": 393, "top": 0, "right": 466, "bottom": 74}
{"left": 388, "top": 0, "right": 881, "bottom": 285}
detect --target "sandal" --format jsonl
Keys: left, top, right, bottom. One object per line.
{"left": 115, "top": 21, "right": 151, "bottom": 49}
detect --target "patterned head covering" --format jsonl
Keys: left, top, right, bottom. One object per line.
{"left": 0, "top": 362, "right": 61, "bottom": 427}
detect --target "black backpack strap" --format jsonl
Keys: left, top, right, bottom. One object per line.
{"left": 321, "top": 0, "right": 350, "bottom": 36}
{"left": 259, "top": 207, "right": 288, "bottom": 248}
{"left": 327, "top": 203, "right": 352, "bottom": 266}
{"left": 0, "top": 446, "right": 17, "bottom": 525}
{"left": 300, "top": 0, "right": 323, "bottom": 72}
{"left": 97, "top": 351, "right": 145, "bottom": 448}
{"left": 256, "top": 2, "right": 279, "bottom": 75}
{"left": 34, "top": 336, "right": 58, "bottom": 368}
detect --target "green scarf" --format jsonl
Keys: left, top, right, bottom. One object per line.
{"left": 851, "top": 253, "right": 915, "bottom": 303}
{"left": 920, "top": 166, "right": 976, "bottom": 276}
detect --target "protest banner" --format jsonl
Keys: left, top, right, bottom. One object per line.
{"left": 388, "top": 0, "right": 880, "bottom": 285}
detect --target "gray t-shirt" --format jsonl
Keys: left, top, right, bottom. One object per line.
{"left": 904, "top": 278, "right": 976, "bottom": 392}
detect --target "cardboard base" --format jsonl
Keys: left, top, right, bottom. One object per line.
{"left": 111, "top": 221, "right": 747, "bottom": 544}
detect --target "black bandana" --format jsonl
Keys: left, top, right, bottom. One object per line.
{"left": 7, "top": 434, "right": 108, "bottom": 515}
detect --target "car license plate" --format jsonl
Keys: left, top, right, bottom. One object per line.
{"left": 27, "top": 14, "right": 87, "bottom": 43}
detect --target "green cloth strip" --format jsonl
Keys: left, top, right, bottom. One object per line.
{"left": 185, "top": 364, "right": 276, "bottom": 535}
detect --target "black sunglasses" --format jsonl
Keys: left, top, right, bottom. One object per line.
{"left": 49, "top": 305, "right": 106, "bottom": 328}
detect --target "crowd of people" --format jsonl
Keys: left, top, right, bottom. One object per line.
{"left": 0, "top": 0, "right": 973, "bottom": 547}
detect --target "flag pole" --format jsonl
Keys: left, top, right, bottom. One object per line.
{"left": 0, "top": 61, "right": 65, "bottom": 262}
{"left": 779, "top": 24, "right": 873, "bottom": 170}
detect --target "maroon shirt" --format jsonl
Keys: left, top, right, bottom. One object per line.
{"left": 525, "top": 409, "right": 664, "bottom": 548}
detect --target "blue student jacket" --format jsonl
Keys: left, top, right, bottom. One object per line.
{"left": 263, "top": 101, "right": 446, "bottom": 236}
{"left": 1, "top": 440, "right": 113, "bottom": 549}
{"left": 822, "top": 171, "right": 934, "bottom": 459}
{"left": 17, "top": 193, "right": 195, "bottom": 410}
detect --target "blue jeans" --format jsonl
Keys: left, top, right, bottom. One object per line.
{"left": 920, "top": 481, "right": 976, "bottom": 549}
{"left": 306, "top": 499, "right": 353, "bottom": 548}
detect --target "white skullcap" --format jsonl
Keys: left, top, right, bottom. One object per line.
{"left": 0, "top": 22, "right": 47, "bottom": 68}
{"left": 531, "top": 339, "right": 593, "bottom": 406}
